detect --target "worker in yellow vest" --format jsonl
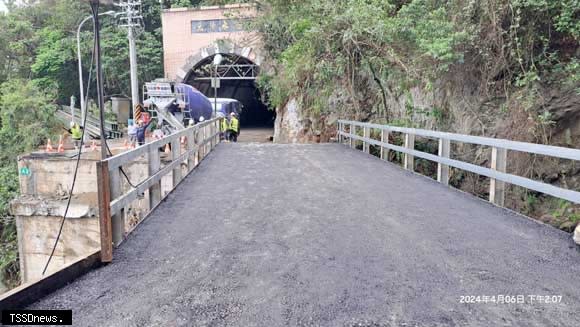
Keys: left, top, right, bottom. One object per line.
{"left": 227, "top": 112, "right": 239, "bottom": 142}
{"left": 220, "top": 115, "right": 230, "bottom": 141}
{"left": 68, "top": 121, "right": 83, "bottom": 149}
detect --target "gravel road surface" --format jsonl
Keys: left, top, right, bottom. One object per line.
{"left": 30, "top": 144, "right": 580, "bottom": 326}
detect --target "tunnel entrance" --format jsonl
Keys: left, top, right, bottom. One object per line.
{"left": 185, "top": 54, "right": 275, "bottom": 129}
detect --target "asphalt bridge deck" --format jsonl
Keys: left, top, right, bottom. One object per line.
{"left": 31, "top": 144, "right": 580, "bottom": 326}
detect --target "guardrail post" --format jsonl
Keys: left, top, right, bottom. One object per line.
{"left": 210, "top": 122, "right": 215, "bottom": 149}
{"left": 96, "top": 161, "right": 113, "bottom": 262}
{"left": 216, "top": 120, "right": 220, "bottom": 145}
{"left": 207, "top": 123, "right": 211, "bottom": 154}
{"left": 172, "top": 138, "right": 181, "bottom": 187}
{"left": 380, "top": 129, "right": 390, "bottom": 161}
{"left": 404, "top": 133, "right": 415, "bottom": 170}
{"left": 201, "top": 125, "right": 207, "bottom": 159}
{"left": 110, "top": 167, "right": 124, "bottom": 246}
{"left": 437, "top": 138, "right": 450, "bottom": 185}
{"left": 198, "top": 127, "right": 204, "bottom": 159}
{"left": 363, "top": 126, "right": 370, "bottom": 154}
{"left": 490, "top": 147, "right": 507, "bottom": 206}
{"left": 216, "top": 119, "right": 221, "bottom": 145}
{"left": 187, "top": 128, "right": 195, "bottom": 172}
{"left": 194, "top": 128, "right": 200, "bottom": 166}
{"left": 350, "top": 124, "right": 355, "bottom": 149}
{"left": 337, "top": 122, "right": 341, "bottom": 144}
{"left": 148, "top": 145, "right": 161, "bottom": 209}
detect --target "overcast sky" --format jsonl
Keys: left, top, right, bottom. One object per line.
{"left": 0, "top": 2, "right": 7, "bottom": 12}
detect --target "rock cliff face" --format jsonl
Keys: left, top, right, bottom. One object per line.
{"left": 273, "top": 99, "right": 303, "bottom": 143}
{"left": 275, "top": 67, "right": 580, "bottom": 148}
{"left": 274, "top": 98, "right": 337, "bottom": 143}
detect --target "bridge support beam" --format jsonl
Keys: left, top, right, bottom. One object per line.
{"left": 437, "top": 138, "right": 450, "bottom": 185}
{"left": 404, "top": 133, "right": 415, "bottom": 171}
{"left": 380, "top": 129, "right": 390, "bottom": 161}
{"left": 490, "top": 147, "right": 507, "bottom": 206}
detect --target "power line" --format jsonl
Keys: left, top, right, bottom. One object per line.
{"left": 42, "top": 36, "right": 97, "bottom": 276}
{"left": 103, "top": 140, "right": 137, "bottom": 189}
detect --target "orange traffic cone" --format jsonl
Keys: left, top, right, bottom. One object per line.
{"left": 90, "top": 140, "right": 97, "bottom": 152}
{"left": 57, "top": 135, "right": 64, "bottom": 153}
{"left": 46, "top": 139, "right": 54, "bottom": 152}
{"left": 164, "top": 143, "right": 171, "bottom": 154}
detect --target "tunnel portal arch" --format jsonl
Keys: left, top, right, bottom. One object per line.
{"left": 175, "top": 40, "right": 263, "bottom": 84}
{"left": 177, "top": 41, "right": 273, "bottom": 128}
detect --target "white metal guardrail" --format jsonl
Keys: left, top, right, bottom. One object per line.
{"left": 337, "top": 120, "right": 580, "bottom": 207}
{"left": 97, "top": 117, "right": 222, "bottom": 262}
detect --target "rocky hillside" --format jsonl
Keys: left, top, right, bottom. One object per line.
{"left": 255, "top": 0, "right": 580, "bottom": 230}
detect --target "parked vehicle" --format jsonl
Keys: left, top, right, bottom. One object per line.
{"left": 210, "top": 98, "right": 243, "bottom": 118}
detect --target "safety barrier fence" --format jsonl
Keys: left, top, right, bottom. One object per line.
{"left": 97, "top": 117, "right": 222, "bottom": 262}
{"left": 337, "top": 120, "right": 580, "bottom": 207}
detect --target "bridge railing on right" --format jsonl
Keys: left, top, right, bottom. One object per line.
{"left": 337, "top": 120, "right": 580, "bottom": 207}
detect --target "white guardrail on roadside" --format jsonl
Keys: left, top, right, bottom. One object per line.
{"left": 97, "top": 117, "right": 222, "bottom": 262}
{"left": 337, "top": 120, "right": 580, "bottom": 206}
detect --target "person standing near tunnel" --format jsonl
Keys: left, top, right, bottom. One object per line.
{"left": 227, "top": 112, "right": 239, "bottom": 142}
{"left": 221, "top": 114, "right": 230, "bottom": 141}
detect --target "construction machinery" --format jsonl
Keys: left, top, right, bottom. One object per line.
{"left": 143, "top": 80, "right": 213, "bottom": 135}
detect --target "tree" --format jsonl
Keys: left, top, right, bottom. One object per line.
{"left": 0, "top": 79, "right": 60, "bottom": 288}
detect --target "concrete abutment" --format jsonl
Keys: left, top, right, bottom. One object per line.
{"left": 10, "top": 151, "right": 179, "bottom": 283}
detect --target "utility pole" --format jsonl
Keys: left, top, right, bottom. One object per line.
{"left": 117, "top": 0, "right": 143, "bottom": 120}
{"left": 87, "top": 0, "right": 112, "bottom": 160}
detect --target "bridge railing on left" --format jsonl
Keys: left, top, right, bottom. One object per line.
{"left": 338, "top": 120, "right": 580, "bottom": 208}
{"left": 97, "top": 118, "right": 222, "bottom": 262}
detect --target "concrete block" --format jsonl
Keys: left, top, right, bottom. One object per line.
{"left": 11, "top": 148, "right": 186, "bottom": 283}
{"left": 17, "top": 155, "right": 98, "bottom": 196}
{"left": 11, "top": 196, "right": 98, "bottom": 218}
{"left": 17, "top": 215, "right": 101, "bottom": 283}
{"left": 62, "top": 218, "right": 100, "bottom": 261}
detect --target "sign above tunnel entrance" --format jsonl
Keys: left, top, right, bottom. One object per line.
{"left": 191, "top": 18, "right": 248, "bottom": 34}
{"left": 195, "top": 64, "right": 258, "bottom": 81}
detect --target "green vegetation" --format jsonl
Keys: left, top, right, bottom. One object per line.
{"left": 255, "top": 0, "right": 579, "bottom": 120}
{"left": 0, "top": 0, "right": 184, "bottom": 291}
{"left": 0, "top": 0, "right": 247, "bottom": 292}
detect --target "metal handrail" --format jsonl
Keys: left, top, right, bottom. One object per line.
{"left": 339, "top": 120, "right": 580, "bottom": 161}
{"left": 97, "top": 117, "right": 223, "bottom": 262}
{"left": 105, "top": 117, "right": 218, "bottom": 170}
{"left": 337, "top": 120, "right": 580, "bottom": 205}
